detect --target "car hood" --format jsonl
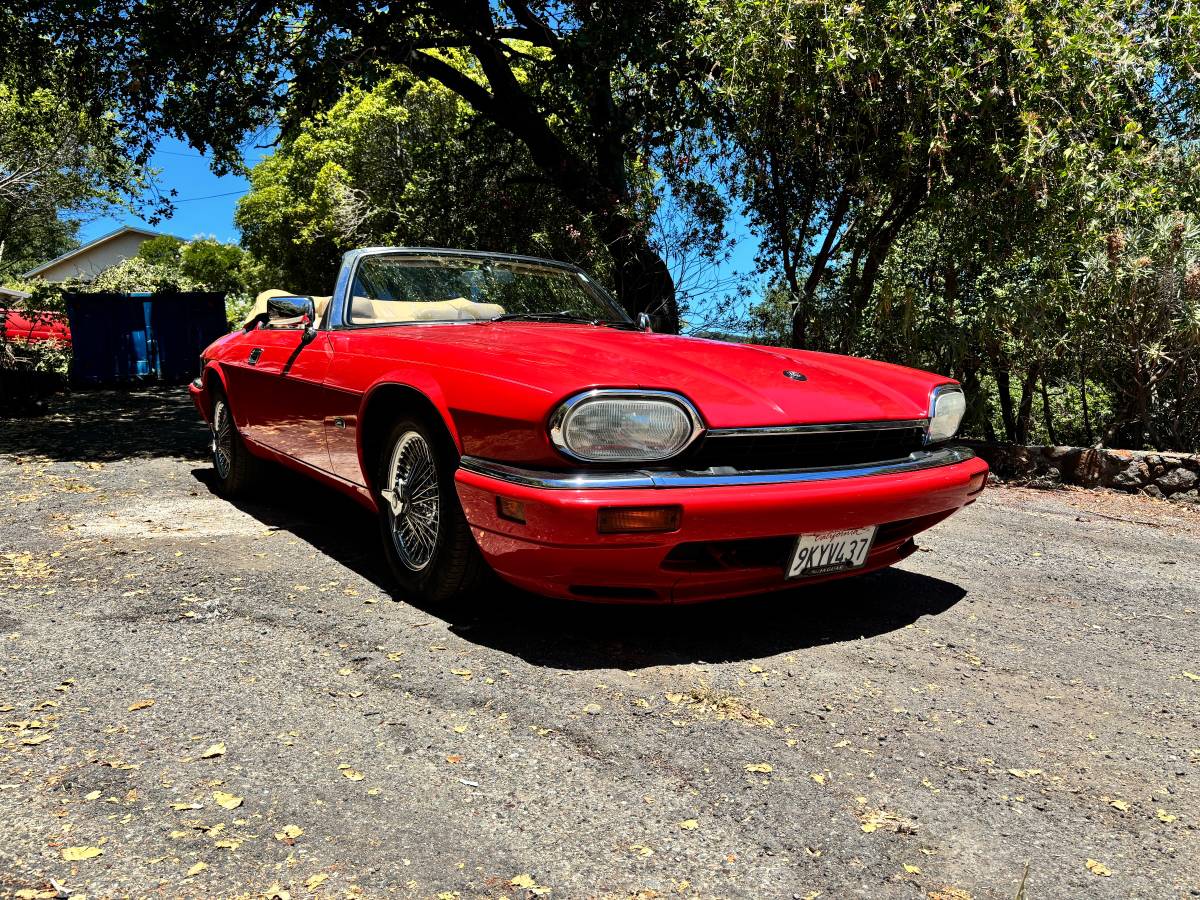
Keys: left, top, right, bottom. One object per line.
{"left": 398, "top": 323, "right": 947, "bottom": 428}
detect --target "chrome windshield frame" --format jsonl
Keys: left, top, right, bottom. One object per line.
{"left": 327, "top": 246, "right": 629, "bottom": 330}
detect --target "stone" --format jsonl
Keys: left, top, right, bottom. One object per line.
{"left": 1111, "top": 458, "right": 1151, "bottom": 489}
{"left": 1157, "top": 467, "right": 1198, "bottom": 495}
{"left": 1142, "top": 484, "right": 1165, "bottom": 499}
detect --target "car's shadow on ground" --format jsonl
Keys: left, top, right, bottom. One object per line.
{"left": 0, "top": 387, "right": 207, "bottom": 462}
{"left": 194, "top": 463, "right": 967, "bottom": 669}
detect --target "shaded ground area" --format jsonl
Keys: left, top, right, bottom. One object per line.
{"left": 1, "top": 388, "right": 1197, "bottom": 899}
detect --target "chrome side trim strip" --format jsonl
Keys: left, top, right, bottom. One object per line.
{"left": 458, "top": 446, "right": 976, "bottom": 490}
{"left": 706, "top": 419, "right": 928, "bottom": 438}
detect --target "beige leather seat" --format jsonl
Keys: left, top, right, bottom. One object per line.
{"left": 349, "top": 296, "right": 504, "bottom": 323}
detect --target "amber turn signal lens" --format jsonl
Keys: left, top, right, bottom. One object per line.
{"left": 496, "top": 496, "right": 526, "bottom": 523}
{"left": 597, "top": 506, "right": 682, "bottom": 534}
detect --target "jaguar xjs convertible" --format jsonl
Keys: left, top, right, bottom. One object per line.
{"left": 189, "top": 248, "right": 988, "bottom": 604}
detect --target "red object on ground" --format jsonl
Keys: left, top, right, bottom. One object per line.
{"left": 1, "top": 307, "right": 72, "bottom": 345}
{"left": 189, "top": 249, "right": 986, "bottom": 603}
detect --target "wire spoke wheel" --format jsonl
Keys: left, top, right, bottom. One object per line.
{"left": 383, "top": 430, "right": 440, "bottom": 572}
{"left": 212, "top": 400, "right": 233, "bottom": 480}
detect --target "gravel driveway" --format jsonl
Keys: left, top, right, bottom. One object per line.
{"left": 1, "top": 388, "right": 1197, "bottom": 900}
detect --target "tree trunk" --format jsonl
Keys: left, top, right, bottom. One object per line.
{"left": 1079, "top": 355, "right": 1094, "bottom": 445}
{"left": 1015, "top": 362, "right": 1042, "bottom": 444}
{"left": 604, "top": 224, "right": 679, "bottom": 331}
{"left": 995, "top": 366, "right": 1017, "bottom": 441}
{"left": 1040, "top": 377, "right": 1058, "bottom": 445}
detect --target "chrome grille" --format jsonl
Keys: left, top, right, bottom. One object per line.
{"left": 684, "top": 421, "right": 928, "bottom": 472}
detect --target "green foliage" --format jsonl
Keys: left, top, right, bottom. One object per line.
{"left": 0, "top": 83, "right": 148, "bottom": 282}
{"left": 23, "top": 0, "right": 716, "bottom": 326}
{"left": 708, "top": 0, "right": 1199, "bottom": 351}
{"left": 135, "top": 235, "right": 185, "bottom": 267}
{"left": 235, "top": 68, "right": 611, "bottom": 294}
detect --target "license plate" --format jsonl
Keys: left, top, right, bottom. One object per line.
{"left": 786, "top": 526, "right": 877, "bottom": 579}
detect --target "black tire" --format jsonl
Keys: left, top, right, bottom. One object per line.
{"left": 209, "top": 388, "right": 262, "bottom": 497}
{"left": 375, "top": 416, "right": 488, "bottom": 605}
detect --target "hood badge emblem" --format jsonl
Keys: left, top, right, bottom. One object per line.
{"left": 783, "top": 370, "right": 807, "bottom": 382}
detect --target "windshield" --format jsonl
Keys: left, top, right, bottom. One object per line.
{"left": 346, "top": 253, "right": 630, "bottom": 326}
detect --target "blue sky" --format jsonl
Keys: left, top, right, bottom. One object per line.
{"left": 80, "top": 135, "right": 761, "bottom": 299}
{"left": 79, "top": 135, "right": 267, "bottom": 246}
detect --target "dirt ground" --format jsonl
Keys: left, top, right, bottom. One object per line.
{"left": 1, "top": 388, "right": 1197, "bottom": 900}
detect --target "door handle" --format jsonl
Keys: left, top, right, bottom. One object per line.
{"left": 248, "top": 348, "right": 262, "bottom": 365}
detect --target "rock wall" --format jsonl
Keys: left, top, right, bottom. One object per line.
{"left": 963, "top": 440, "right": 1200, "bottom": 501}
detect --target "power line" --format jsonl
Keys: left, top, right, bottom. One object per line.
{"left": 171, "top": 189, "right": 249, "bottom": 203}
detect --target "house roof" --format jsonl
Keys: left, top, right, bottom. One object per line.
{"left": 0, "top": 285, "right": 31, "bottom": 300}
{"left": 21, "top": 225, "right": 168, "bottom": 278}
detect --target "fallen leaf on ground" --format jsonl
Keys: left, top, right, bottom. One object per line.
{"left": 745, "top": 763, "right": 772, "bottom": 773}
{"left": 275, "top": 824, "right": 304, "bottom": 840}
{"left": 1007, "top": 768, "right": 1043, "bottom": 778}
{"left": 338, "top": 764, "right": 365, "bottom": 781}
{"left": 187, "top": 862, "right": 207, "bottom": 876}
{"left": 810, "top": 773, "right": 826, "bottom": 784}
{"left": 1182, "top": 671, "right": 1199, "bottom": 681}
{"left": 1157, "top": 809, "right": 1177, "bottom": 823}
{"left": 171, "top": 802, "right": 202, "bottom": 811}
{"left": 446, "top": 754, "right": 463, "bottom": 764}
{"left": 678, "top": 819, "right": 699, "bottom": 830}
{"left": 128, "top": 699, "right": 155, "bottom": 711}
{"left": 629, "top": 843, "right": 654, "bottom": 857}
{"left": 61, "top": 846, "right": 103, "bottom": 861}
{"left": 450, "top": 669, "right": 472, "bottom": 678}
{"left": 903, "top": 864, "right": 921, "bottom": 874}
{"left": 1109, "top": 799, "right": 1130, "bottom": 811}
{"left": 305, "top": 873, "right": 328, "bottom": 892}
{"left": 200, "top": 742, "right": 225, "bottom": 758}
{"left": 83, "top": 790, "right": 101, "bottom": 801}
{"left": 212, "top": 790, "right": 243, "bottom": 810}
{"left": 1085, "top": 859, "right": 1112, "bottom": 877}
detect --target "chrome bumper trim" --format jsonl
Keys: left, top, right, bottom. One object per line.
{"left": 458, "top": 446, "right": 976, "bottom": 490}
{"left": 706, "top": 418, "right": 929, "bottom": 437}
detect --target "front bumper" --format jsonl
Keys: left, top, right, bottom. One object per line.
{"left": 454, "top": 447, "right": 988, "bottom": 603}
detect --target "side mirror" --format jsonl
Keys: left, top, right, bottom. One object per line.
{"left": 637, "top": 311, "right": 653, "bottom": 333}
{"left": 267, "top": 295, "right": 318, "bottom": 343}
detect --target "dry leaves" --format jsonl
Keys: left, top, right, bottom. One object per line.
{"left": 1007, "top": 768, "right": 1044, "bottom": 779}
{"left": 212, "top": 790, "right": 243, "bottom": 810}
{"left": 305, "top": 873, "right": 328, "bottom": 892}
{"left": 1157, "top": 809, "right": 1177, "bottom": 823}
{"left": 186, "top": 862, "right": 207, "bottom": 876}
{"left": 1085, "top": 859, "right": 1112, "bottom": 877}
{"left": 275, "top": 824, "right": 304, "bottom": 841}
{"left": 745, "top": 763, "right": 773, "bottom": 773}
{"left": 338, "top": 764, "right": 365, "bottom": 781}
{"left": 127, "top": 698, "right": 155, "bottom": 711}
{"left": 61, "top": 846, "right": 103, "bottom": 861}
{"left": 510, "top": 874, "right": 550, "bottom": 895}
{"left": 678, "top": 819, "right": 699, "bottom": 830}
{"left": 199, "top": 742, "right": 226, "bottom": 759}
{"left": 859, "top": 809, "right": 917, "bottom": 834}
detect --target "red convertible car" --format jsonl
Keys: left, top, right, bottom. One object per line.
{"left": 189, "top": 248, "right": 987, "bottom": 604}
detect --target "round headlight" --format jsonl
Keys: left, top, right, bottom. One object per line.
{"left": 550, "top": 391, "right": 702, "bottom": 462}
{"left": 927, "top": 385, "right": 966, "bottom": 443}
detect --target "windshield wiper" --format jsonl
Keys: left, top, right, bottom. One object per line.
{"left": 490, "top": 310, "right": 590, "bottom": 323}
{"left": 489, "top": 310, "right": 636, "bottom": 328}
